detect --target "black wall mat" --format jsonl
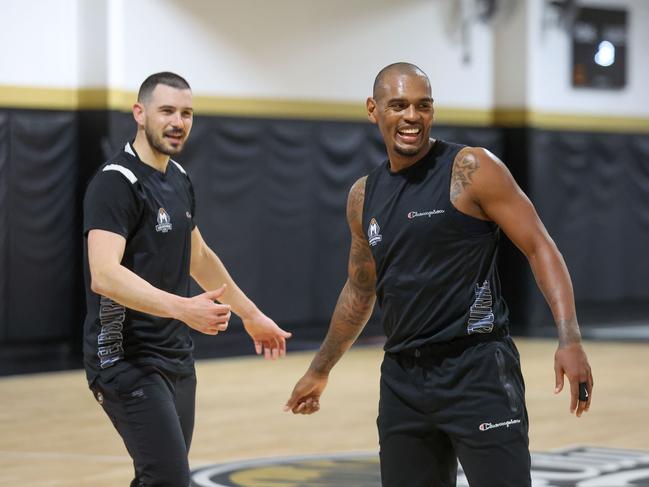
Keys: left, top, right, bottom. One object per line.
{"left": 528, "top": 129, "right": 649, "bottom": 328}
{"left": 1, "top": 108, "right": 647, "bottom": 373}
{"left": 5, "top": 111, "right": 79, "bottom": 341}
{"left": 101, "top": 113, "right": 509, "bottom": 341}
{"left": 0, "top": 113, "right": 8, "bottom": 341}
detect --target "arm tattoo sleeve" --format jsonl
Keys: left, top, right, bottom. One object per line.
{"left": 309, "top": 178, "right": 377, "bottom": 374}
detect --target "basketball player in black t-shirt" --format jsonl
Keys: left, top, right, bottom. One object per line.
{"left": 83, "top": 72, "right": 292, "bottom": 486}
{"left": 286, "top": 63, "right": 593, "bottom": 486}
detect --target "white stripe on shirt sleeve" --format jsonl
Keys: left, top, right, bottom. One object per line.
{"left": 103, "top": 164, "right": 138, "bottom": 184}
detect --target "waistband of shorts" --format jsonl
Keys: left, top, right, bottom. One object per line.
{"left": 387, "top": 327, "right": 509, "bottom": 359}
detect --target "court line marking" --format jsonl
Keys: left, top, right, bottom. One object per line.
{"left": 0, "top": 450, "right": 217, "bottom": 465}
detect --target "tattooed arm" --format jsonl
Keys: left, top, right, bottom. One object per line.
{"left": 285, "top": 176, "right": 377, "bottom": 414}
{"left": 451, "top": 147, "right": 593, "bottom": 417}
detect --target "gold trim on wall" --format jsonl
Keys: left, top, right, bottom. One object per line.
{"left": 433, "top": 107, "right": 495, "bottom": 126}
{"left": 0, "top": 86, "right": 109, "bottom": 110}
{"left": 493, "top": 108, "right": 649, "bottom": 133}
{"left": 1, "top": 85, "right": 648, "bottom": 133}
{"left": 191, "top": 95, "right": 366, "bottom": 121}
{"left": 527, "top": 111, "right": 649, "bottom": 133}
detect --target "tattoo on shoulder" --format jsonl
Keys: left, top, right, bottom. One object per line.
{"left": 347, "top": 176, "right": 367, "bottom": 225}
{"left": 450, "top": 151, "right": 480, "bottom": 203}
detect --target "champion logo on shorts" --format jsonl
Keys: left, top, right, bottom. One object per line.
{"left": 479, "top": 418, "right": 521, "bottom": 431}
{"left": 368, "top": 218, "right": 383, "bottom": 246}
{"left": 155, "top": 207, "right": 173, "bottom": 233}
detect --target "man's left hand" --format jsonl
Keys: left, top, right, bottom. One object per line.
{"left": 554, "top": 343, "right": 593, "bottom": 417}
{"left": 242, "top": 312, "right": 292, "bottom": 360}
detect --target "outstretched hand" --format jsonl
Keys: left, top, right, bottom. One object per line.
{"left": 284, "top": 370, "right": 328, "bottom": 414}
{"left": 554, "top": 343, "right": 593, "bottom": 417}
{"left": 242, "top": 312, "right": 292, "bottom": 359}
{"left": 178, "top": 284, "right": 231, "bottom": 335}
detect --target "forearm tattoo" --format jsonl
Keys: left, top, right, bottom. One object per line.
{"left": 310, "top": 280, "right": 375, "bottom": 375}
{"left": 310, "top": 178, "right": 376, "bottom": 374}
{"left": 450, "top": 151, "right": 480, "bottom": 203}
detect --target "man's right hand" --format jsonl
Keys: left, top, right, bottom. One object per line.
{"left": 284, "top": 370, "right": 329, "bottom": 414}
{"left": 177, "top": 284, "right": 231, "bottom": 335}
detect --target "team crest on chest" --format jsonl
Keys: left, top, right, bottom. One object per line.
{"left": 368, "top": 218, "right": 383, "bottom": 246}
{"left": 155, "top": 207, "right": 173, "bottom": 233}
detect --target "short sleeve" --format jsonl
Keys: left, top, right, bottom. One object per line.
{"left": 83, "top": 170, "right": 142, "bottom": 238}
{"left": 187, "top": 174, "right": 197, "bottom": 230}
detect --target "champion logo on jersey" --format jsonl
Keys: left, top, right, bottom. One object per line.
{"left": 155, "top": 207, "right": 173, "bottom": 233}
{"left": 368, "top": 218, "right": 383, "bottom": 246}
{"left": 407, "top": 209, "right": 445, "bottom": 219}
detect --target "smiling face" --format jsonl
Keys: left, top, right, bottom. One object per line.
{"left": 367, "top": 69, "right": 434, "bottom": 166}
{"left": 136, "top": 84, "right": 194, "bottom": 157}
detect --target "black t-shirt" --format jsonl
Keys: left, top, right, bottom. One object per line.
{"left": 82, "top": 142, "right": 197, "bottom": 383}
{"left": 362, "top": 140, "right": 509, "bottom": 353}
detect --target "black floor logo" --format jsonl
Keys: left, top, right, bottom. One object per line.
{"left": 190, "top": 446, "right": 649, "bottom": 486}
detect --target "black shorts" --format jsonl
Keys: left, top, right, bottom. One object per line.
{"left": 378, "top": 335, "right": 530, "bottom": 487}
{"left": 90, "top": 364, "right": 197, "bottom": 487}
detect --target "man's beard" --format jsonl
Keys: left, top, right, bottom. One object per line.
{"left": 394, "top": 144, "right": 422, "bottom": 156}
{"left": 145, "top": 126, "right": 184, "bottom": 156}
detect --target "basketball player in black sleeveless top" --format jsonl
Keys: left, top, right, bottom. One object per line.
{"left": 286, "top": 63, "right": 593, "bottom": 487}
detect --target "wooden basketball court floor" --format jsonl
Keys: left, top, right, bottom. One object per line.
{"left": 0, "top": 338, "right": 647, "bottom": 486}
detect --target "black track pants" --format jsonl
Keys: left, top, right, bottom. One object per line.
{"left": 90, "top": 365, "right": 197, "bottom": 487}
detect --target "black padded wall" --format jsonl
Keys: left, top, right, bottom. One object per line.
{"left": 1, "top": 108, "right": 647, "bottom": 366}
{"left": 103, "top": 113, "right": 508, "bottom": 341}
{"left": 105, "top": 113, "right": 390, "bottom": 338}
{"left": 497, "top": 128, "right": 537, "bottom": 332}
{"left": 3, "top": 111, "right": 80, "bottom": 341}
{"left": 0, "top": 113, "right": 8, "bottom": 341}
{"left": 527, "top": 130, "right": 649, "bottom": 328}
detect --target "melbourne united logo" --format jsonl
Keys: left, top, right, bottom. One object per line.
{"left": 190, "top": 447, "right": 649, "bottom": 486}
{"left": 155, "top": 207, "right": 173, "bottom": 233}
{"left": 368, "top": 218, "right": 383, "bottom": 246}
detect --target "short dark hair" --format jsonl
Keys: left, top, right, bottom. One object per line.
{"left": 373, "top": 62, "right": 429, "bottom": 99}
{"left": 137, "top": 72, "right": 191, "bottom": 103}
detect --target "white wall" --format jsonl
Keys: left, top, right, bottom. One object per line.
{"left": 79, "top": 0, "right": 108, "bottom": 87}
{"left": 0, "top": 0, "right": 647, "bottom": 118}
{"left": 102, "top": 0, "right": 493, "bottom": 108}
{"left": 492, "top": 0, "right": 649, "bottom": 117}
{"left": 0, "top": 0, "right": 493, "bottom": 108}
{"left": 1, "top": 0, "right": 81, "bottom": 88}
{"left": 493, "top": 1, "right": 529, "bottom": 108}
{"left": 527, "top": 0, "right": 649, "bottom": 117}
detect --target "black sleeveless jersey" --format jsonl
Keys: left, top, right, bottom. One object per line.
{"left": 82, "top": 142, "right": 196, "bottom": 384}
{"left": 362, "top": 140, "right": 509, "bottom": 353}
